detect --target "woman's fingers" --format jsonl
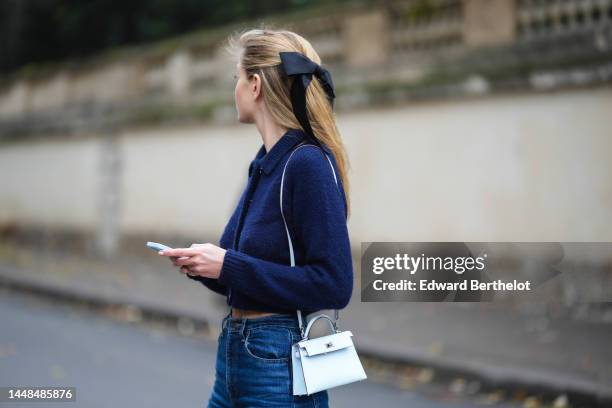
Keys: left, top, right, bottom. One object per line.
{"left": 174, "top": 256, "right": 198, "bottom": 267}
{"left": 170, "top": 255, "right": 189, "bottom": 266}
{"left": 159, "top": 248, "right": 199, "bottom": 257}
{"left": 159, "top": 245, "right": 209, "bottom": 275}
{"left": 180, "top": 266, "right": 197, "bottom": 276}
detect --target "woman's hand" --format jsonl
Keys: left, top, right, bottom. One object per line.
{"left": 158, "top": 243, "right": 227, "bottom": 279}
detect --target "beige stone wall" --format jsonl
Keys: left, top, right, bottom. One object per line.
{"left": 1, "top": 86, "right": 611, "bottom": 250}
{"left": 343, "top": 10, "right": 390, "bottom": 67}
{"left": 463, "top": 0, "right": 516, "bottom": 47}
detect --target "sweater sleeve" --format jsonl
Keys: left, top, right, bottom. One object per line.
{"left": 217, "top": 146, "right": 353, "bottom": 311}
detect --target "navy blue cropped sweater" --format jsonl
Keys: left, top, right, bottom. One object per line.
{"left": 187, "top": 128, "right": 353, "bottom": 316}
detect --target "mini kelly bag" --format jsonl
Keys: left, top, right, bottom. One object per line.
{"left": 280, "top": 142, "right": 367, "bottom": 396}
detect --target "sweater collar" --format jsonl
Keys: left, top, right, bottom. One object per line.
{"left": 250, "top": 128, "right": 307, "bottom": 176}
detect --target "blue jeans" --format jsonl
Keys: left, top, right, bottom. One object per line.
{"left": 206, "top": 310, "right": 329, "bottom": 407}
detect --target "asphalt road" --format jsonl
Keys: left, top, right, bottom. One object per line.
{"left": 0, "top": 290, "right": 521, "bottom": 408}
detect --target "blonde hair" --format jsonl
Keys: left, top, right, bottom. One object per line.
{"left": 224, "top": 25, "right": 352, "bottom": 219}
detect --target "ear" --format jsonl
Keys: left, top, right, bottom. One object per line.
{"left": 249, "top": 72, "right": 263, "bottom": 101}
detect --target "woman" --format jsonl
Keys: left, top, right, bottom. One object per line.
{"left": 159, "top": 27, "right": 353, "bottom": 407}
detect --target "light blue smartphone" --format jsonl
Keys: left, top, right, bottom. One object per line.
{"left": 146, "top": 241, "right": 173, "bottom": 252}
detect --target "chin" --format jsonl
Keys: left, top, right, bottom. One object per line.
{"left": 238, "top": 114, "right": 254, "bottom": 124}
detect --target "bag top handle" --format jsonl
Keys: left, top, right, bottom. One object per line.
{"left": 302, "top": 313, "right": 340, "bottom": 339}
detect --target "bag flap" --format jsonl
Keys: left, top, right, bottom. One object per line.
{"left": 298, "top": 331, "right": 354, "bottom": 357}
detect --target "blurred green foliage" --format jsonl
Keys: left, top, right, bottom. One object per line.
{"left": 404, "top": 0, "right": 435, "bottom": 23}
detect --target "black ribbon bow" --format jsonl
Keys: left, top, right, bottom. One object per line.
{"left": 279, "top": 51, "right": 336, "bottom": 146}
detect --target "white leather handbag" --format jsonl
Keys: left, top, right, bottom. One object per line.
{"left": 280, "top": 142, "right": 368, "bottom": 396}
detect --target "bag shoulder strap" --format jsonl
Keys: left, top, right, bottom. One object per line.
{"left": 280, "top": 141, "right": 341, "bottom": 338}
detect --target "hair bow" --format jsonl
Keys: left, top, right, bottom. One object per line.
{"left": 279, "top": 51, "right": 336, "bottom": 145}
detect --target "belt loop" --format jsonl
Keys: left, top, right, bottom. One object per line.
{"left": 221, "top": 308, "right": 231, "bottom": 331}
{"left": 240, "top": 317, "right": 248, "bottom": 339}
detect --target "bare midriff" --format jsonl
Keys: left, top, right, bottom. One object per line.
{"left": 231, "top": 307, "right": 280, "bottom": 319}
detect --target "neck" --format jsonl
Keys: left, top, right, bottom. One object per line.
{"left": 254, "top": 113, "right": 288, "bottom": 153}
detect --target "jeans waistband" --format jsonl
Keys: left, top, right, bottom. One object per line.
{"left": 221, "top": 309, "right": 300, "bottom": 332}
